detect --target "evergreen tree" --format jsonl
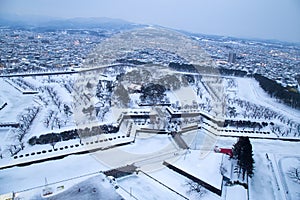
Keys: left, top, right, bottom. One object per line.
{"left": 233, "top": 136, "right": 255, "bottom": 180}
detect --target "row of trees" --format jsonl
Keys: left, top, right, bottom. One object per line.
{"left": 28, "top": 123, "right": 119, "bottom": 148}
{"left": 10, "top": 78, "right": 36, "bottom": 91}
{"left": 219, "top": 67, "right": 247, "bottom": 77}
{"left": 169, "top": 62, "right": 201, "bottom": 73}
{"left": 271, "top": 124, "right": 300, "bottom": 137}
{"left": 44, "top": 86, "right": 63, "bottom": 110}
{"left": 43, "top": 109, "right": 67, "bottom": 130}
{"left": 6, "top": 106, "right": 40, "bottom": 156}
{"left": 28, "top": 129, "right": 78, "bottom": 148}
{"left": 226, "top": 98, "right": 278, "bottom": 120}
{"left": 254, "top": 74, "right": 300, "bottom": 109}
{"left": 227, "top": 97, "right": 300, "bottom": 137}
{"left": 223, "top": 119, "right": 268, "bottom": 130}
{"left": 62, "top": 79, "right": 75, "bottom": 94}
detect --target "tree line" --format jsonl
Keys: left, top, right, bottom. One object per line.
{"left": 223, "top": 119, "right": 268, "bottom": 130}
{"left": 254, "top": 74, "right": 300, "bottom": 109}
{"left": 5, "top": 106, "right": 40, "bottom": 156}
{"left": 28, "top": 124, "right": 119, "bottom": 147}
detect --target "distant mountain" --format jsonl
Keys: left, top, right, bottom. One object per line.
{"left": 0, "top": 14, "right": 145, "bottom": 31}
{"left": 181, "top": 30, "right": 300, "bottom": 48}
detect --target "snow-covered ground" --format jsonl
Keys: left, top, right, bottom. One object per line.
{"left": 248, "top": 153, "right": 278, "bottom": 200}
{"left": 0, "top": 97, "right": 4, "bottom": 107}
{"left": 165, "top": 150, "right": 224, "bottom": 191}
{"left": 0, "top": 154, "right": 109, "bottom": 194}
{"left": 117, "top": 173, "right": 187, "bottom": 200}
{"left": 120, "top": 132, "right": 174, "bottom": 155}
{"left": 2, "top": 132, "right": 299, "bottom": 199}
{"left": 150, "top": 167, "right": 220, "bottom": 200}
{"left": 278, "top": 156, "right": 300, "bottom": 200}
{"left": 235, "top": 77, "right": 300, "bottom": 120}
{"left": 216, "top": 136, "right": 300, "bottom": 200}
{"left": 226, "top": 185, "right": 247, "bottom": 200}
{"left": 15, "top": 174, "right": 122, "bottom": 200}
{"left": 1, "top": 69, "right": 300, "bottom": 200}
{"left": 0, "top": 78, "right": 36, "bottom": 122}
{"left": 0, "top": 128, "right": 12, "bottom": 149}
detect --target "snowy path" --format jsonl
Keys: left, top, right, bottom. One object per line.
{"left": 271, "top": 154, "right": 295, "bottom": 200}
{"left": 268, "top": 154, "right": 287, "bottom": 200}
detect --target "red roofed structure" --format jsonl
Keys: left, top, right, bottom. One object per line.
{"left": 214, "top": 146, "right": 233, "bottom": 158}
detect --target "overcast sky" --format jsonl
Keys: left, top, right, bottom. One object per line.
{"left": 1, "top": 0, "right": 300, "bottom": 43}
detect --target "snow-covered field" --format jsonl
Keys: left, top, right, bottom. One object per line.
{"left": 118, "top": 173, "right": 187, "bottom": 200}
{"left": 0, "top": 79, "right": 35, "bottom": 122}
{"left": 216, "top": 136, "right": 300, "bottom": 200}
{"left": 248, "top": 153, "right": 278, "bottom": 200}
{"left": 0, "top": 97, "right": 4, "bottom": 107}
{"left": 235, "top": 77, "right": 300, "bottom": 120}
{"left": 120, "top": 132, "right": 174, "bottom": 155}
{"left": 165, "top": 150, "right": 224, "bottom": 191}
{"left": 0, "top": 68, "right": 300, "bottom": 200}
{"left": 279, "top": 156, "right": 300, "bottom": 200}
{"left": 16, "top": 174, "right": 122, "bottom": 200}
{"left": 150, "top": 167, "right": 220, "bottom": 200}
{"left": 0, "top": 154, "right": 109, "bottom": 194}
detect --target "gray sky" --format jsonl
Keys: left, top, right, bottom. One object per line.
{"left": 1, "top": 0, "right": 300, "bottom": 43}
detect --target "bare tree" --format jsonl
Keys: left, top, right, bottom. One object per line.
{"left": 297, "top": 125, "right": 300, "bottom": 137}
{"left": 18, "top": 142, "right": 25, "bottom": 150}
{"left": 44, "top": 110, "right": 55, "bottom": 128}
{"left": 0, "top": 147, "right": 2, "bottom": 159}
{"left": 185, "top": 180, "right": 206, "bottom": 198}
{"left": 288, "top": 167, "right": 300, "bottom": 184}
{"left": 44, "top": 117, "right": 51, "bottom": 128}
{"left": 15, "top": 130, "right": 26, "bottom": 150}
{"left": 10, "top": 106, "right": 40, "bottom": 152}
{"left": 6, "top": 144, "right": 19, "bottom": 156}
{"left": 53, "top": 116, "right": 63, "bottom": 129}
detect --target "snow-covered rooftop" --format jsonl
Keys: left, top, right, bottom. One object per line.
{"left": 166, "top": 150, "right": 224, "bottom": 190}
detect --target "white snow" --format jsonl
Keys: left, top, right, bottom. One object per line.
{"left": 117, "top": 173, "right": 186, "bottom": 200}
{"left": 1, "top": 68, "right": 300, "bottom": 200}
{"left": 15, "top": 174, "right": 122, "bottom": 200}
{"left": 166, "top": 150, "right": 224, "bottom": 190}
{"left": 119, "top": 132, "right": 173, "bottom": 154}
{"left": 226, "top": 185, "right": 247, "bottom": 200}
{"left": 0, "top": 78, "right": 36, "bottom": 122}
{"left": 0, "top": 154, "right": 109, "bottom": 194}
{"left": 278, "top": 156, "right": 300, "bottom": 200}
{"left": 248, "top": 153, "right": 278, "bottom": 200}
{"left": 235, "top": 77, "right": 300, "bottom": 120}
{"left": 150, "top": 167, "right": 220, "bottom": 200}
